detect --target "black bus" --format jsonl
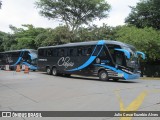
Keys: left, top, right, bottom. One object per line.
{"left": 38, "top": 40, "right": 145, "bottom": 81}
{"left": 0, "top": 49, "right": 37, "bottom": 70}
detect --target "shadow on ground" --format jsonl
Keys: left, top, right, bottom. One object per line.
{"left": 40, "top": 72, "right": 139, "bottom": 84}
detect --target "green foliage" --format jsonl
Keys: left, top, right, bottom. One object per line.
{"left": 1, "top": 24, "right": 160, "bottom": 64}
{"left": 76, "top": 24, "right": 116, "bottom": 42}
{"left": 125, "top": 0, "right": 160, "bottom": 30}
{"left": 0, "top": 0, "right": 2, "bottom": 9}
{"left": 0, "top": 31, "right": 6, "bottom": 52}
{"left": 35, "top": 26, "right": 72, "bottom": 46}
{"left": 115, "top": 26, "right": 160, "bottom": 61}
{"left": 10, "top": 24, "right": 46, "bottom": 49}
{"left": 36, "top": 0, "right": 110, "bottom": 32}
{"left": 2, "top": 33, "right": 17, "bottom": 51}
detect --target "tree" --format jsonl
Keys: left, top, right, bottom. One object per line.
{"left": 115, "top": 26, "right": 160, "bottom": 61}
{"left": 0, "top": 1, "right": 2, "bottom": 9}
{"left": 76, "top": 24, "right": 116, "bottom": 42}
{"left": 2, "top": 33, "right": 17, "bottom": 51}
{"left": 0, "top": 31, "right": 6, "bottom": 52}
{"left": 35, "top": 0, "right": 110, "bottom": 33}
{"left": 125, "top": 0, "right": 160, "bottom": 30}
{"left": 3, "top": 24, "right": 47, "bottom": 50}
{"left": 35, "top": 26, "right": 72, "bottom": 46}
{"left": 15, "top": 25, "right": 47, "bottom": 49}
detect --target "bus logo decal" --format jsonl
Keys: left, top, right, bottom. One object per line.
{"left": 57, "top": 57, "right": 74, "bottom": 68}
{"left": 7, "top": 56, "right": 13, "bottom": 63}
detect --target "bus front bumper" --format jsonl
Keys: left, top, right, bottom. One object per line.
{"left": 122, "top": 73, "right": 140, "bottom": 80}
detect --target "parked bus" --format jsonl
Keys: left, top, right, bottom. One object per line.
{"left": 38, "top": 40, "right": 145, "bottom": 81}
{"left": 0, "top": 49, "right": 37, "bottom": 70}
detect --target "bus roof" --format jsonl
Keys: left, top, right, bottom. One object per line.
{"left": 1, "top": 49, "right": 37, "bottom": 53}
{"left": 38, "top": 40, "right": 133, "bottom": 49}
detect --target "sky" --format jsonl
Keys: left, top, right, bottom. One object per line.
{"left": 0, "top": 0, "right": 140, "bottom": 33}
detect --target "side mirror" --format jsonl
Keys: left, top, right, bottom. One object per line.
{"left": 114, "top": 48, "right": 130, "bottom": 59}
{"left": 136, "top": 51, "right": 145, "bottom": 60}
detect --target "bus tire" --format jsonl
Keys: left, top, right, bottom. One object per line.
{"left": 46, "top": 67, "right": 52, "bottom": 75}
{"left": 98, "top": 70, "right": 108, "bottom": 81}
{"left": 52, "top": 67, "right": 58, "bottom": 76}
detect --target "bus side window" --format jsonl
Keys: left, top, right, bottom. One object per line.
{"left": 58, "top": 49, "right": 64, "bottom": 57}
{"left": 78, "top": 47, "right": 85, "bottom": 56}
{"left": 64, "top": 48, "right": 68, "bottom": 56}
{"left": 107, "top": 45, "right": 122, "bottom": 63}
{"left": 12, "top": 52, "right": 20, "bottom": 57}
{"left": 86, "top": 47, "right": 92, "bottom": 56}
{"left": 46, "top": 49, "right": 52, "bottom": 57}
{"left": 69, "top": 48, "right": 74, "bottom": 56}
{"left": 99, "top": 47, "right": 107, "bottom": 57}
{"left": 78, "top": 48, "right": 82, "bottom": 56}
{"left": 115, "top": 52, "right": 123, "bottom": 65}
{"left": 53, "top": 49, "right": 57, "bottom": 57}
{"left": 69, "top": 48, "right": 77, "bottom": 56}
{"left": 92, "top": 45, "right": 101, "bottom": 56}
{"left": 24, "top": 51, "right": 32, "bottom": 63}
{"left": 0, "top": 54, "right": 5, "bottom": 62}
{"left": 0, "top": 54, "right": 4, "bottom": 59}
{"left": 38, "top": 49, "right": 45, "bottom": 57}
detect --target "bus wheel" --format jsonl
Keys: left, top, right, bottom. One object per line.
{"left": 46, "top": 67, "right": 52, "bottom": 75}
{"left": 98, "top": 70, "right": 108, "bottom": 81}
{"left": 52, "top": 67, "right": 58, "bottom": 76}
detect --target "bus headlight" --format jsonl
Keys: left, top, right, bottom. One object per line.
{"left": 118, "top": 73, "right": 124, "bottom": 77}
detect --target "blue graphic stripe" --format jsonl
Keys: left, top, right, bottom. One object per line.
{"left": 12, "top": 50, "right": 25, "bottom": 66}
{"left": 115, "top": 48, "right": 130, "bottom": 59}
{"left": 12, "top": 57, "right": 22, "bottom": 66}
{"left": 96, "top": 45, "right": 103, "bottom": 56}
{"left": 67, "top": 56, "right": 96, "bottom": 71}
{"left": 9, "top": 50, "right": 37, "bottom": 70}
{"left": 67, "top": 40, "right": 105, "bottom": 72}
{"left": 90, "top": 44, "right": 98, "bottom": 56}
{"left": 136, "top": 51, "right": 145, "bottom": 59}
{"left": 97, "top": 40, "right": 105, "bottom": 45}
{"left": 94, "top": 64, "right": 140, "bottom": 80}
{"left": 91, "top": 40, "right": 105, "bottom": 56}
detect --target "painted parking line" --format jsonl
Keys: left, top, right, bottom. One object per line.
{"left": 115, "top": 90, "right": 148, "bottom": 120}
{"left": 115, "top": 89, "right": 160, "bottom": 120}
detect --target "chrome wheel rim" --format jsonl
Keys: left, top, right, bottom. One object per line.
{"left": 101, "top": 72, "right": 107, "bottom": 79}
{"left": 47, "top": 68, "right": 50, "bottom": 74}
{"left": 52, "top": 69, "right": 56, "bottom": 75}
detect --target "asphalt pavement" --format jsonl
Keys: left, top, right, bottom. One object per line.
{"left": 0, "top": 70, "right": 160, "bottom": 120}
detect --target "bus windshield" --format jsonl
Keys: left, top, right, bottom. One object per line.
{"left": 107, "top": 44, "right": 139, "bottom": 69}
{"left": 29, "top": 51, "right": 38, "bottom": 65}
{"left": 107, "top": 44, "right": 126, "bottom": 66}
{"left": 122, "top": 46, "right": 139, "bottom": 69}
